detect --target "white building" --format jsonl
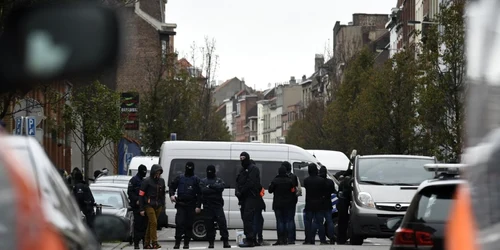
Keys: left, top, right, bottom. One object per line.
{"left": 222, "top": 98, "right": 235, "bottom": 136}
{"left": 385, "top": 7, "right": 402, "bottom": 58}
{"left": 257, "top": 102, "right": 264, "bottom": 142}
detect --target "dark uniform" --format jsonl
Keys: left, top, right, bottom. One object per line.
{"left": 72, "top": 172, "right": 95, "bottom": 228}
{"left": 268, "top": 165, "right": 296, "bottom": 246}
{"left": 127, "top": 164, "right": 148, "bottom": 249}
{"left": 303, "top": 163, "right": 327, "bottom": 245}
{"left": 139, "top": 164, "right": 166, "bottom": 249}
{"left": 169, "top": 162, "right": 201, "bottom": 249}
{"left": 198, "top": 165, "right": 231, "bottom": 249}
{"left": 319, "top": 166, "right": 336, "bottom": 244}
{"left": 283, "top": 161, "right": 299, "bottom": 244}
{"left": 236, "top": 152, "right": 262, "bottom": 248}
{"left": 336, "top": 169, "right": 353, "bottom": 244}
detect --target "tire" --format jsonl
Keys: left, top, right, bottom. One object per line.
{"left": 191, "top": 217, "right": 208, "bottom": 241}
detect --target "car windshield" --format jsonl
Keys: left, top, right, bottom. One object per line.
{"left": 91, "top": 190, "right": 124, "bottom": 209}
{"left": 410, "top": 185, "right": 457, "bottom": 223}
{"left": 356, "top": 157, "right": 435, "bottom": 185}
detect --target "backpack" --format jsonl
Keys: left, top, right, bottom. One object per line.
{"left": 177, "top": 175, "right": 197, "bottom": 198}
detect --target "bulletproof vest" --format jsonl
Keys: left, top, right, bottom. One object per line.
{"left": 73, "top": 183, "right": 92, "bottom": 210}
{"left": 339, "top": 177, "right": 352, "bottom": 200}
{"left": 178, "top": 175, "right": 197, "bottom": 199}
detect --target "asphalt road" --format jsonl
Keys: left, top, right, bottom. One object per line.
{"left": 102, "top": 229, "right": 391, "bottom": 250}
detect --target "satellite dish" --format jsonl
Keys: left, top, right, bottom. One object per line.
{"left": 12, "top": 98, "right": 45, "bottom": 126}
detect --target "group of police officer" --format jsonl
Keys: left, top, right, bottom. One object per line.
{"left": 127, "top": 151, "right": 354, "bottom": 249}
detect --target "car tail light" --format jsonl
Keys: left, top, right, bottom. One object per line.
{"left": 393, "top": 228, "right": 433, "bottom": 247}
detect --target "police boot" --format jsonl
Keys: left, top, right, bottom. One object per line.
{"left": 208, "top": 240, "right": 214, "bottom": 249}
{"left": 173, "top": 237, "right": 181, "bottom": 249}
{"left": 222, "top": 238, "right": 231, "bottom": 248}
{"left": 238, "top": 238, "right": 255, "bottom": 248}
{"left": 183, "top": 238, "right": 190, "bottom": 249}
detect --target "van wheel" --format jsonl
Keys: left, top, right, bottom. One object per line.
{"left": 192, "top": 218, "right": 208, "bottom": 241}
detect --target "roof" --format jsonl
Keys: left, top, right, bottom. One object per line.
{"left": 214, "top": 77, "right": 239, "bottom": 93}
{"left": 358, "top": 154, "right": 435, "bottom": 160}
{"left": 216, "top": 103, "right": 226, "bottom": 113}
{"left": 178, "top": 58, "right": 192, "bottom": 68}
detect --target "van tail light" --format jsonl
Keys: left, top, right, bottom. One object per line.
{"left": 393, "top": 228, "right": 433, "bottom": 247}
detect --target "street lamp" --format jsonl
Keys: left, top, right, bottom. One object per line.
{"left": 407, "top": 20, "right": 439, "bottom": 26}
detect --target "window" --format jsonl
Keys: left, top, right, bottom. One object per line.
{"left": 169, "top": 159, "right": 237, "bottom": 188}
{"left": 252, "top": 161, "right": 282, "bottom": 189}
{"left": 161, "top": 40, "right": 167, "bottom": 60}
{"left": 293, "top": 162, "right": 311, "bottom": 184}
{"left": 356, "top": 157, "right": 435, "bottom": 186}
{"left": 92, "top": 190, "right": 124, "bottom": 209}
{"left": 407, "top": 185, "right": 457, "bottom": 223}
{"left": 236, "top": 103, "right": 241, "bottom": 115}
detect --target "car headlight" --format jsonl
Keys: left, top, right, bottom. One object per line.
{"left": 357, "top": 192, "right": 375, "bottom": 208}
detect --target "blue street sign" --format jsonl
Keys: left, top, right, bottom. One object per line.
{"left": 15, "top": 117, "right": 23, "bottom": 135}
{"left": 26, "top": 116, "right": 36, "bottom": 136}
{"left": 125, "top": 153, "right": 133, "bottom": 166}
{"left": 170, "top": 133, "right": 177, "bottom": 141}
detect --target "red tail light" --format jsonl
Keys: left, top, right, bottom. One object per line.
{"left": 393, "top": 228, "right": 433, "bottom": 246}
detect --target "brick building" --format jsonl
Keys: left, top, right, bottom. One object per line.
{"left": 234, "top": 94, "right": 258, "bottom": 142}
{"left": 5, "top": 81, "right": 73, "bottom": 172}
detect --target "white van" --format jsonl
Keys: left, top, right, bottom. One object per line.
{"left": 159, "top": 141, "right": 335, "bottom": 240}
{"left": 349, "top": 154, "right": 437, "bottom": 245}
{"left": 127, "top": 156, "right": 159, "bottom": 176}
{"left": 306, "top": 150, "right": 350, "bottom": 176}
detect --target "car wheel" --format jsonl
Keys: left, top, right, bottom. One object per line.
{"left": 347, "top": 222, "right": 363, "bottom": 245}
{"left": 191, "top": 217, "right": 208, "bottom": 241}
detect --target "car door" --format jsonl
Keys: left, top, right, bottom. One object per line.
{"left": 29, "top": 142, "right": 99, "bottom": 250}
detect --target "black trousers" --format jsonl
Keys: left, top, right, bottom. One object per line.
{"left": 240, "top": 200, "right": 256, "bottom": 240}
{"left": 175, "top": 205, "right": 196, "bottom": 240}
{"left": 336, "top": 198, "right": 350, "bottom": 244}
{"left": 204, "top": 206, "right": 229, "bottom": 241}
{"left": 133, "top": 209, "right": 147, "bottom": 244}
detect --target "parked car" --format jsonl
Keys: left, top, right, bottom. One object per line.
{"left": 0, "top": 135, "right": 128, "bottom": 249}
{"left": 388, "top": 163, "right": 465, "bottom": 250}
{"left": 94, "top": 176, "right": 169, "bottom": 230}
{"left": 95, "top": 175, "right": 131, "bottom": 185}
{"left": 89, "top": 186, "right": 134, "bottom": 243}
{"left": 127, "top": 156, "right": 159, "bottom": 176}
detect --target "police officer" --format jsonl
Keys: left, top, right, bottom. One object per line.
{"left": 72, "top": 171, "right": 95, "bottom": 228}
{"left": 318, "top": 166, "right": 336, "bottom": 245}
{"left": 336, "top": 169, "right": 353, "bottom": 244}
{"left": 128, "top": 164, "right": 148, "bottom": 249}
{"left": 236, "top": 152, "right": 262, "bottom": 248}
{"left": 169, "top": 162, "right": 201, "bottom": 249}
{"left": 283, "top": 161, "right": 300, "bottom": 244}
{"left": 197, "top": 165, "right": 231, "bottom": 249}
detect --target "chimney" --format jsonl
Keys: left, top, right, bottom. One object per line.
{"left": 302, "top": 75, "right": 307, "bottom": 82}
{"left": 289, "top": 76, "right": 296, "bottom": 85}
{"left": 314, "top": 54, "right": 324, "bottom": 72}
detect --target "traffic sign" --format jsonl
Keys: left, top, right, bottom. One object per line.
{"left": 15, "top": 117, "right": 23, "bottom": 135}
{"left": 170, "top": 133, "right": 177, "bottom": 141}
{"left": 126, "top": 153, "right": 133, "bottom": 166}
{"left": 26, "top": 116, "right": 36, "bottom": 136}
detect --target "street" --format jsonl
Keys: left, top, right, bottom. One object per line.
{"left": 102, "top": 229, "right": 391, "bottom": 250}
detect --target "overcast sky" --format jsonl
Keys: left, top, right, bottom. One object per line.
{"left": 166, "top": 0, "right": 395, "bottom": 91}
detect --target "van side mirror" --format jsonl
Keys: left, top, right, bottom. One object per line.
{"left": 93, "top": 214, "right": 130, "bottom": 242}
{"left": 0, "top": 1, "right": 120, "bottom": 90}
{"left": 386, "top": 217, "right": 402, "bottom": 231}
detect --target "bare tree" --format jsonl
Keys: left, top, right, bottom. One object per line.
{"left": 189, "top": 36, "right": 220, "bottom": 140}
